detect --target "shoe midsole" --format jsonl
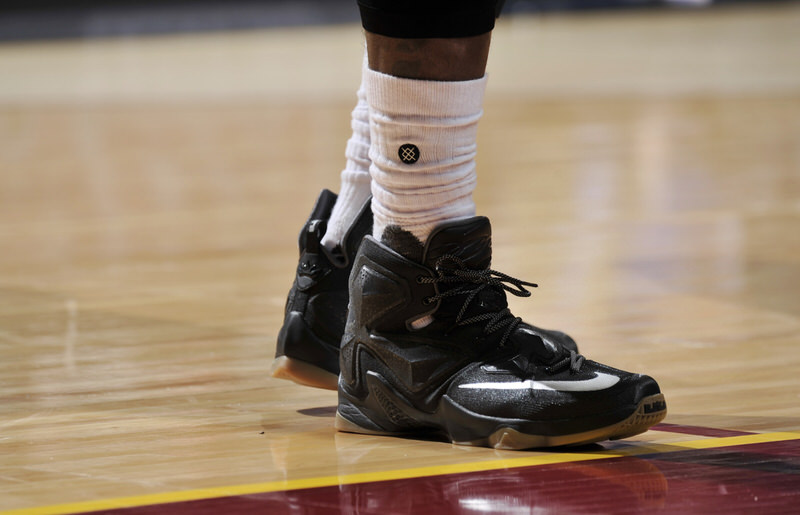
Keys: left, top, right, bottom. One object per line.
{"left": 338, "top": 370, "right": 662, "bottom": 441}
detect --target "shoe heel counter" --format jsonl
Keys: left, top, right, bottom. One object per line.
{"left": 337, "top": 370, "right": 429, "bottom": 434}
{"left": 346, "top": 237, "right": 437, "bottom": 333}
{"left": 276, "top": 311, "right": 339, "bottom": 375}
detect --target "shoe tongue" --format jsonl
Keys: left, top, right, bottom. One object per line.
{"left": 423, "top": 217, "right": 492, "bottom": 270}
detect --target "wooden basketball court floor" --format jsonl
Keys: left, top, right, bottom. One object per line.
{"left": 1, "top": 3, "right": 800, "bottom": 514}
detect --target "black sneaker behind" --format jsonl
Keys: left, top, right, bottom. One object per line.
{"left": 271, "top": 189, "right": 372, "bottom": 390}
{"left": 336, "top": 217, "right": 666, "bottom": 449}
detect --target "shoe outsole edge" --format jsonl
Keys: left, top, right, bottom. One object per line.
{"left": 472, "top": 393, "right": 667, "bottom": 449}
{"left": 335, "top": 393, "right": 666, "bottom": 450}
{"left": 270, "top": 356, "right": 338, "bottom": 390}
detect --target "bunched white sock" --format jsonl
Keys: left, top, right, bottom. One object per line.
{"left": 366, "top": 68, "right": 488, "bottom": 245}
{"left": 321, "top": 54, "right": 373, "bottom": 251}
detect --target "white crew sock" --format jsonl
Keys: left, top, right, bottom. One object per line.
{"left": 366, "top": 68, "right": 487, "bottom": 245}
{"left": 321, "top": 55, "right": 373, "bottom": 251}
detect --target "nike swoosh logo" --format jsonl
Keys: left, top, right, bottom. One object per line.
{"left": 458, "top": 372, "right": 620, "bottom": 392}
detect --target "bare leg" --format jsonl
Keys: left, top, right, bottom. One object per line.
{"left": 366, "top": 32, "right": 491, "bottom": 81}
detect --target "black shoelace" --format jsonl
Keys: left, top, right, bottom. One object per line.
{"left": 418, "top": 254, "right": 585, "bottom": 373}
{"left": 418, "top": 254, "right": 538, "bottom": 347}
{"left": 546, "top": 350, "right": 585, "bottom": 374}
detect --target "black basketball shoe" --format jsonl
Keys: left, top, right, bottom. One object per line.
{"left": 272, "top": 190, "right": 579, "bottom": 390}
{"left": 336, "top": 217, "right": 666, "bottom": 449}
{"left": 271, "top": 190, "right": 373, "bottom": 389}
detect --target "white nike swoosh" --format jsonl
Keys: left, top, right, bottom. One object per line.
{"left": 458, "top": 372, "right": 620, "bottom": 392}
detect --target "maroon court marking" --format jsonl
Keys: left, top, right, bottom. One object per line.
{"left": 650, "top": 423, "right": 755, "bottom": 438}
{"left": 85, "top": 438, "right": 800, "bottom": 515}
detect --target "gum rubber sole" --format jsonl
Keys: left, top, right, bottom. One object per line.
{"left": 270, "top": 355, "right": 338, "bottom": 390}
{"left": 335, "top": 393, "right": 667, "bottom": 450}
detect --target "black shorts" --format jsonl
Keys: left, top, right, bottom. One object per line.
{"left": 358, "top": 0, "right": 505, "bottom": 39}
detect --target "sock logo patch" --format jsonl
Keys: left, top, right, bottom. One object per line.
{"left": 398, "top": 143, "right": 420, "bottom": 164}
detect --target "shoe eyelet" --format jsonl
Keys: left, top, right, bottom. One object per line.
{"left": 423, "top": 297, "right": 432, "bottom": 305}
{"left": 416, "top": 275, "right": 425, "bottom": 284}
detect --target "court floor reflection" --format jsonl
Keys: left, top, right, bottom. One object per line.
{"left": 87, "top": 437, "right": 800, "bottom": 514}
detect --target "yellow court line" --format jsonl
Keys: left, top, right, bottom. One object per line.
{"left": 4, "top": 431, "right": 799, "bottom": 515}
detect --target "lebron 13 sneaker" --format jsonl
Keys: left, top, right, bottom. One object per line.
{"left": 272, "top": 190, "right": 579, "bottom": 390}
{"left": 336, "top": 217, "right": 666, "bottom": 449}
{"left": 271, "top": 190, "right": 372, "bottom": 390}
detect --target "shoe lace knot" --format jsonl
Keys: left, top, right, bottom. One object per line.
{"left": 418, "top": 254, "right": 538, "bottom": 347}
